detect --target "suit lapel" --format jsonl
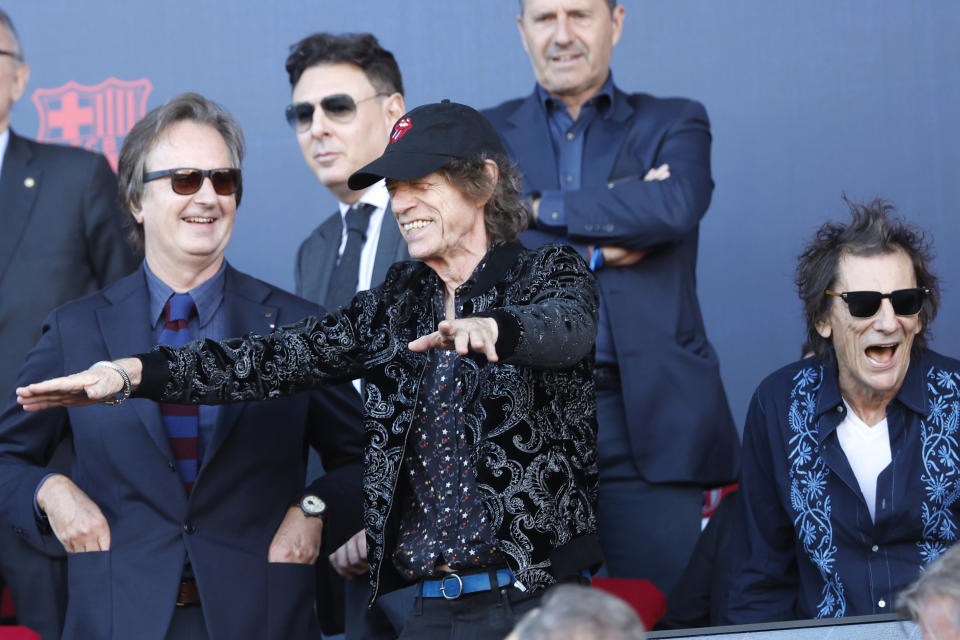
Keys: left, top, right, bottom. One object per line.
{"left": 582, "top": 87, "right": 637, "bottom": 186}
{"left": 0, "top": 132, "right": 43, "bottom": 280}
{"left": 371, "top": 201, "right": 406, "bottom": 286}
{"left": 311, "top": 213, "right": 342, "bottom": 307}
{"left": 199, "top": 266, "right": 277, "bottom": 468}
{"left": 503, "top": 92, "right": 559, "bottom": 192}
{"left": 95, "top": 270, "right": 176, "bottom": 462}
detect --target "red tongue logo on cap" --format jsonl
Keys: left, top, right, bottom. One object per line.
{"left": 391, "top": 117, "right": 412, "bottom": 143}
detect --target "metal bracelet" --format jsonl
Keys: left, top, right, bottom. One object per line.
{"left": 90, "top": 361, "right": 132, "bottom": 405}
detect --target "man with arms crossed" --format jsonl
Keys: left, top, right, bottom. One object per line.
{"left": 483, "top": 0, "right": 740, "bottom": 593}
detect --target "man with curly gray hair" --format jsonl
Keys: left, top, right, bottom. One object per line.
{"left": 724, "top": 199, "right": 959, "bottom": 624}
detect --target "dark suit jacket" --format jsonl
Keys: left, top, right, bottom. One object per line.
{"left": 294, "top": 202, "right": 409, "bottom": 307}
{"left": 293, "top": 202, "right": 407, "bottom": 634}
{"left": 483, "top": 86, "right": 739, "bottom": 485}
{"left": 0, "top": 130, "right": 138, "bottom": 401}
{"left": 0, "top": 265, "right": 363, "bottom": 640}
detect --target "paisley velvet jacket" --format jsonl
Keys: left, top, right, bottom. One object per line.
{"left": 139, "top": 241, "right": 603, "bottom": 599}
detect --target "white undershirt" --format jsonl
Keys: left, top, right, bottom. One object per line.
{"left": 336, "top": 179, "right": 390, "bottom": 293}
{"left": 0, "top": 128, "right": 10, "bottom": 184}
{"left": 836, "top": 399, "right": 892, "bottom": 522}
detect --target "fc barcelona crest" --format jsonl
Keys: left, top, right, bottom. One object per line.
{"left": 32, "top": 77, "right": 152, "bottom": 171}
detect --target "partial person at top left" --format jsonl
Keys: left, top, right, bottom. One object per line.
{"left": 0, "top": 8, "right": 138, "bottom": 638}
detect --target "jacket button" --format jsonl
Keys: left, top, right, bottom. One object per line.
{"left": 168, "top": 461, "right": 176, "bottom": 471}
{"left": 183, "top": 523, "right": 197, "bottom": 535}
{"left": 878, "top": 599, "right": 886, "bottom": 608}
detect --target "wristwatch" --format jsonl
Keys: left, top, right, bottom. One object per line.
{"left": 298, "top": 494, "right": 327, "bottom": 519}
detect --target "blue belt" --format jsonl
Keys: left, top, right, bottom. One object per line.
{"left": 420, "top": 568, "right": 515, "bottom": 600}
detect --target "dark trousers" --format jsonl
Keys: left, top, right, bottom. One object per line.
{"left": 344, "top": 573, "right": 395, "bottom": 640}
{"left": 0, "top": 528, "right": 67, "bottom": 640}
{"left": 595, "top": 388, "right": 704, "bottom": 595}
{"left": 370, "top": 580, "right": 543, "bottom": 640}
{"left": 164, "top": 605, "right": 209, "bottom": 640}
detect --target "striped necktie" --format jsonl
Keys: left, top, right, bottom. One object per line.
{"left": 158, "top": 293, "right": 199, "bottom": 495}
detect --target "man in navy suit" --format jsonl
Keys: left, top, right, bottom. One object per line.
{"left": 483, "top": 0, "right": 740, "bottom": 594}
{"left": 0, "top": 93, "right": 362, "bottom": 639}
{"left": 284, "top": 32, "right": 410, "bottom": 637}
{"left": 0, "top": 10, "right": 137, "bottom": 638}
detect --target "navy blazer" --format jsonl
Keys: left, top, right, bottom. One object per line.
{"left": 295, "top": 201, "right": 409, "bottom": 308}
{"left": 0, "top": 265, "right": 363, "bottom": 640}
{"left": 0, "top": 131, "right": 138, "bottom": 401}
{"left": 483, "top": 85, "right": 739, "bottom": 485}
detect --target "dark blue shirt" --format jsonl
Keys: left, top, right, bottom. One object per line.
{"left": 393, "top": 257, "right": 503, "bottom": 578}
{"left": 725, "top": 349, "right": 960, "bottom": 622}
{"left": 145, "top": 260, "right": 227, "bottom": 464}
{"left": 536, "top": 74, "right": 617, "bottom": 365}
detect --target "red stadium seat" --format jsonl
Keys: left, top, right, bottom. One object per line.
{"left": 592, "top": 577, "right": 666, "bottom": 630}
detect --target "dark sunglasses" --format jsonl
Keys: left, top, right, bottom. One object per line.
{"left": 143, "top": 168, "right": 241, "bottom": 196}
{"left": 825, "top": 287, "right": 929, "bottom": 318}
{"left": 284, "top": 93, "right": 388, "bottom": 131}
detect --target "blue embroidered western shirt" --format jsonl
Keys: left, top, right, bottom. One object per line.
{"left": 724, "top": 349, "right": 960, "bottom": 623}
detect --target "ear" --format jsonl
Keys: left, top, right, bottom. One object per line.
{"left": 610, "top": 5, "right": 625, "bottom": 48}
{"left": 816, "top": 318, "right": 832, "bottom": 340}
{"left": 483, "top": 158, "right": 499, "bottom": 184}
{"left": 383, "top": 93, "right": 406, "bottom": 126}
{"left": 11, "top": 61, "right": 29, "bottom": 103}
{"left": 517, "top": 13, "right": 532, "bottom": 56}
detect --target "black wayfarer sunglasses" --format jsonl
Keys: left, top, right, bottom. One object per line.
{"left": 143, "top": 168, "right": 241, "bottom": 196}
{"left": 285, "top": 93, "right": 388, "bottom": 131}
{"left": 825, "top": 287, "right": 930, "bottom": 318}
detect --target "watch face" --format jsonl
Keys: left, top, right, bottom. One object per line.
{"left": 300, "top": 494, "right": 326, "bottom": 517}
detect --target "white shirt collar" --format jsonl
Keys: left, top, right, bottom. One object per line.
{"left": 337, "top": 179, "right": 389, "bottom": 215}
{"left": 0, "top": 128, "right": 11, "bottom": 182}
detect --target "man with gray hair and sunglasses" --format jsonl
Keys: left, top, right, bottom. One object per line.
{"left": 724, "top": 199, "right": 960, "bottom": 623}
{"left": 0, "top": 92, "right": 363, "bottom": 639}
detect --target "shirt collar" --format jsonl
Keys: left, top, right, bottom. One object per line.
{"left": 536, "top": 72, "right": 616, "bottom": 120}
{"left": 144, "top": 259, "right": 227, "bottom": 329}
{"left": 338, "top": 179, "right": 389, "bottom": 216}
{"left": 0, "top": 128, "right": 10, "bottom": 178}
{"left": 814, "top": 349, "right": 928, "bottom": 440}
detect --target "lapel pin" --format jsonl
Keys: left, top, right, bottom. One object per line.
{"left": 24, "top": 177, "right": 35, "bottom": 188}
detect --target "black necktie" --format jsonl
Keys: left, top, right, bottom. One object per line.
{"left": 325, "top": 203, "right": 375, "bottom": 311}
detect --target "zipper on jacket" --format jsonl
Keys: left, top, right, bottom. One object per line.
{"left": 369, "top": 299, "right": 434, "bottom": 605}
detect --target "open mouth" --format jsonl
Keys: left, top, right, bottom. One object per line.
{"left": 183, "top": 216, "right": 215, "bottom": 224}
{"left": 864, "top": 342, "right": 898, "bottom": 367}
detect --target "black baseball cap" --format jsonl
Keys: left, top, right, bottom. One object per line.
{"left": 347, "top": 99, "right": 506, "bottom": 191}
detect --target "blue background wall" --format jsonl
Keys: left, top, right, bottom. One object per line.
{"left": 6, "top": 1, "right": 959, "bottom": 430}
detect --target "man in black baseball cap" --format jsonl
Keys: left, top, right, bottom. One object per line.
{"left": 18, "top": 100, "right": 603, "bottom": 638}
{"left": 348, "top": 99, "right": 507, "bottom": 189}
